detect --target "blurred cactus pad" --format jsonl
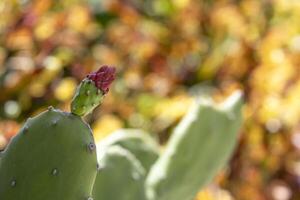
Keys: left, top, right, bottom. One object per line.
{"left": 0, "top": 64, "right": 243, "bottom": 200}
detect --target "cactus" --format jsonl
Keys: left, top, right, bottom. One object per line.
{"left": 0, "top": 66, "right": 115, "bottom": 200}
{"left": 0, "top": 65, "right": 242, "bottom": 200}
{"left": 0, "top": 109, "right": 97, "bottom": 200}
{"left": 91, "top": 91, "right": 243, "bottom": 200}
{"left": 145, "top": 91, "right": 243, "bottom": 200}
{"left": 93, "top": 145, "right": 147, "bottom": 200}
{"left": 71, "top": 66, "right": 116, "bottom": 116}
{"left": 97, "top": 129, "right": 159, "bottom": 173}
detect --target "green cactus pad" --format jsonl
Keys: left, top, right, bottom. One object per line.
{"left": 0, "top": 152, "right": 2, "bottom": 167}
{"left": 97, "top": 129, "right": 160, "bottom": 173}
{"left": 0, "top": 108, "right": 97, "bottom": 200}
{"left": 71, "top": 78, "right": 105, "bottom": 116}
{"left": 93, "top": 145, "right": 147, "bottom": 200}
{"left": 145, "top": 91, "right": 243, "bottom": 200}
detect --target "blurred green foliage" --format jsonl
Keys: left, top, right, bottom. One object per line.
{"left": 0, "top": 0, "right": 300, "bottom": 199}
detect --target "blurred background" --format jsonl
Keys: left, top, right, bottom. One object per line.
{"left": 0, "top": 0, "right": 299, "bottom": 199}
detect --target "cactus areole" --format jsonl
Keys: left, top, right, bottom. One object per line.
{"left": 71, "top": 65, "right": 116, "bottom": 116}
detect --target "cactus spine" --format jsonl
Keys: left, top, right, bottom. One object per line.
{"left": 0, "top": 66, "right": 116, "bottom": 200}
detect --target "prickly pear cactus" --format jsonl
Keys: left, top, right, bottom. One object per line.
{"left": 97, "top": 129, "right": 159, "bottom": 173}
{"left": 0, "top": 66, "right": 116, "bottom": 200}
{"left": 93, "top": 145, "right": 147, "bottom": 200}
{"left": 0, "top": 109, "right": 97, "bottom": 200}
{"left": 145, "top": 91, "right": 243, "bottom": 200}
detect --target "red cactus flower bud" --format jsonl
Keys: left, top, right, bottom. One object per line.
{"left": 87, "top": 65, "right": 116, "bottom": 94}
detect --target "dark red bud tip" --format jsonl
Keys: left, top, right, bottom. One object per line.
{"left": 87, "top": 65, "right": 116, "bottom": 94}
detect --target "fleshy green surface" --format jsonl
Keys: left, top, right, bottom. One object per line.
{"left": 145, "top": 91, "right": 243, "bottom": 200}
{"left": 97, "top": 129, "right": 159, "bottom": 173}
{"left": 71, "top": 78, "right": 104, "bottom": 116}
{"left": 0, "top": 109, "right": 97, "bottom": 200}
{"left": 93, "top": 145, "right": 147, "bottom": 200}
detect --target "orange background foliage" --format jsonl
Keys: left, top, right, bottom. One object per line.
{"left": 0, "top": 0, "right": 299, "bottom": 199}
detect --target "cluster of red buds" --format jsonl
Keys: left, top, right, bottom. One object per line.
{"left": 87, "top": 65, "right": 116, "bottom": 94}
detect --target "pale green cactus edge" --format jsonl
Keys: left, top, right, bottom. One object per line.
{"left": 93, "top": 145, "right": 147, "bottom": 200}
{"left": 145, "top": 91, "right": 243, "bottom": 200}
{"left": 96, "top": 129, "right": 160, "bottom": 173}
